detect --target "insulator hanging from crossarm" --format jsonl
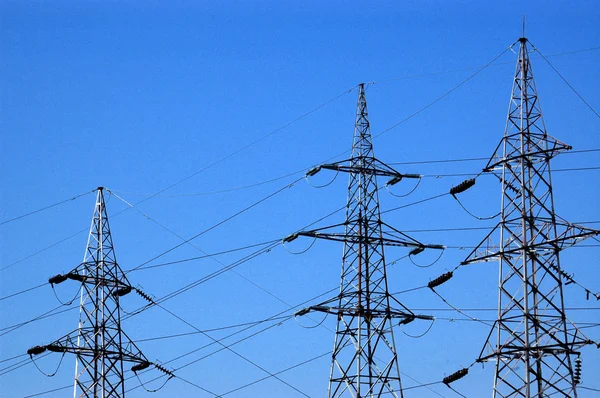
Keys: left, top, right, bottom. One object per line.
{"left": 450, "top": 178, "right": 476, "bottom": 196}
{"left": 443, "top": 368, "right": 468, "bottom": 385}
{"left": 428, "top": 272, "right": 453, "bottom": 289}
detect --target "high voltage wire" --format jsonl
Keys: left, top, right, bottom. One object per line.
{"left": 5, "top": 45, "right": 599, "bottom": 397}
{"left": 0, "top": 190, "right": 95, "bottom": 226}
{"left": 11, "top": 287, "right": 337, "bottom": 395}
{"left": 374, "top": 45, "right": 600, "bottom": 84}
{"left": 127, "top": 177, "right": 303, "bottom": 272}
{"left": 532, "top": 44, "right": 600, "bottom": 120}
{"left": 155, "top": 302, "right": 312, "bottom": 397}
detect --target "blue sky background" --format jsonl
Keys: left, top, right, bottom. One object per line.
{"left": 1, "top": 1, "right": 599, "bottom": 397}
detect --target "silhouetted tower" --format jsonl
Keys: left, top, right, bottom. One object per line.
{"left": 290, "top": 83, "right": 441, "bottom": 397}
{"left": 462, "top": 37, "right": 598, "bottom": 398}
{"left": 28, "top": 187, "right": 169, "bottom": 397}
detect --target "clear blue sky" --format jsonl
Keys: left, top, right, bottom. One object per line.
{"left": 1, "top": 1, "right": 599, "bottom": 397}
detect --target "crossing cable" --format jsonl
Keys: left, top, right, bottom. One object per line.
{"left": 111, "top": 168, "right": 305, "bottom": 197}
{"left": 127, "top": 177, "right": 303, "bottom": 272}
{"left": 126, "top": 239, "right": 281, "bottom": 272}
{"left": 1, "top": 196, "right": 346, "bottom": 340}
{"left": 124, "top": 288, "right": 338, "bottom": 396}
{"left": 123, "top": 86, "right": 357, "bottom": 209}
{"left": 110, "top": 148, "right": 599, "bottom": 198}
{"left": 155, "top": 302, "right": 312, "bottom": 398}
{"left": 218, "top": 351, "right": 331, "bottom": 396}
{"left": 372, "top": 43, "right": 515, "bottom": 140}
{"left": 0, "top": 282, "right": 45, "bottom": 301}
{"left": 375, "top": 45, "right": 600, "bottom": 84}
{"left": 387, "top": 148, "right": 600, "bottom": 167}
{"left": 531, "top": 43, "right": 600, "bottom": 120}
{"left": 132, "top": 314, "right": 292, "bottom": 343}
{"left": 0, "top": 189, "right": 95, "bottom": 226}
{"left": 108, "top": 190, "right": 313, "bottom": 325}
{"left": 0, "top": 304, "right": 76, "bottom": 336}
{"left": 420, "top": 165, "right": 600, "bottom": 178}
{"left": 2, "top": 87, "right": 354, "bottom": 271}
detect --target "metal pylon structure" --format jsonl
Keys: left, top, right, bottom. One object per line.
{"left": 289, "top": 83, "right": 442, "bottom": 397}
{"left": 462, "top": 37, "right": 599, "bottom": 398}
{"left": 28, "top": 187, "right": 170, "bottom": 397}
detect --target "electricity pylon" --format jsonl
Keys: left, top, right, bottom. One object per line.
{"left": 28, "top": 187, "right": 170, "bottom": 397}
{"left": 462, "top": 37, "right": 599, "bottom": 398}
{"left": 289, "top": 83, "right": 442, "bottom": 397}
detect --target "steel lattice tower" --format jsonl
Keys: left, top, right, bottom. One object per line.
{"left": 290, "top": 83, "right": 441, "bottom": 397}
{"left": 28, "top": 187, "right": 165, "bottom": 397}
{"left": 462, "top": 37, "right": 599, "bottom": 398}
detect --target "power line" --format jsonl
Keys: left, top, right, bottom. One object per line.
{"left": 532, "top": 44, "right": 600, "bottom": 120}
{"left": 374, "top": 45, "right": 600, "bottom": 84}
{"left": 155, "top": 302, "right": 312, "bottom": 397}
{"left": 373, "top": 43, "right": 515, "bottom": 140}
{"left": 218, "top": 351, "right": 331, "bottom": 396}
{"left": 0, "top": 189, "right": 95, "bottom": 226}
{"left": 128, "top": 177, "right": 302, "bottom": 272}
{"left": 132, "top": 314, "right": 292, "bottom": 343}
{"left": 0, "top": 282, "right": 45, "bottom": 301}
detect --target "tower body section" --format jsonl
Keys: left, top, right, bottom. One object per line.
{"left": 327, "top": 85, "right": 403, "bottom": 398}
{"left": 463, "top": 38, "right": 597, "bottom": 398}
{"left": 72, "top": 187, "right": 132, "bottom": 397}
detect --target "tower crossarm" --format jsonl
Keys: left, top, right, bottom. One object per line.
{"left": 462, "top": 221, "right": 598, "bottom": 265}
{"left": 312, "top": 157, "right": 421, "bottom": 181}
{"left": 484, "top": 134, "right": 572, "bottom": 172}
{"left": 289, "top": 221, "right": 444, "bottom": 250}
{"left": 37, "top": 328, "right": 149, "bottom": 364}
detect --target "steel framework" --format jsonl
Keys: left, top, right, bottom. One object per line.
{"left": 462, "top": 37, "right": 599, "bottom": 398}
{"left": 28, "top": 187, "right": 162, "bottom": 398}
{"left": 291, "top": 83, "right": 441, "bottom": 397}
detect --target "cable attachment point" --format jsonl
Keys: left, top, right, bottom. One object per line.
{"left": 283, "top": 233, "right": 299, "bottom": 244}
{"left": 131, "top": 361, "right": 151, "bottom": 373}
{"left": 450, "top": 178, "right": 476, "bottom": 196}
{"left": 428, "top": 272, "right": 453, "bottom": 289}
{"left": 295, "top": 307, "right": 311, "bottom": 317}
{"left": 443, "top": 367, "right": 468, "bottom": 385}
{"left": 399, "top": 315, "right": 416, "bottom": 325}
{"left": 387, "top": 175, "right": 403, "bottom": 186}
{"left": 409, "top": 246, "right": 425, "bottom": 256}
{"left": 45, "top": 344, "right": 64, "bottom": 353}
{"left": 113, "top": 286, "right": 132, "bottom": 297}
{"left": 48, "top": 274, "right": 67, "bottom": 285}
{"left": 306, "top": 166, "right": 322, "bottom": 177}
{"left": 27, "top": 345, "right": 47, "bottom": 357}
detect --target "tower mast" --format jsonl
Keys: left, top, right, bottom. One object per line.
{"left": 462, "top": 38, "right": 598, "bottom": 398}
{"left": 291, "top": 84, "right": 441, "bottom": 397}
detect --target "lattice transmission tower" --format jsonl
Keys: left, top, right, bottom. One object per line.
{"left": 462, "top": 37, "right": 599, "bottom": 398}
{"left": 27, "top": 187, "right": 171, "bottom": 397}
{"left": 289, "top": 83, "right": 442, "bottom": 397}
